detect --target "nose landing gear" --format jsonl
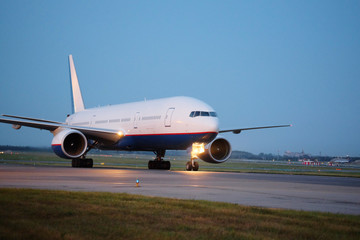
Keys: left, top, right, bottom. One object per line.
{"left": 186, "top": 142, "right": 204, "bottom": 171}
{"left": 186, "top": 157, "right": 199, "bottom": 171}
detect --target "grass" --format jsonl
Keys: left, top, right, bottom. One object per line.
{"left": 0, "top": 188, "right": 359, "bottom": 240}
{"left": 1, "top": 151, "right": 360, "bottom": 177}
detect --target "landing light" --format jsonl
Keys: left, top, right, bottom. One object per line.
{"left": 191, "top": 143, "right": 205, "bottom": 159}
{"left": 117, "top": 131, "right": 124, "bottom": 137}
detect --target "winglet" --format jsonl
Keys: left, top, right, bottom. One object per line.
{"left": 69, "top": 55, "right": 85, "bottom": 113}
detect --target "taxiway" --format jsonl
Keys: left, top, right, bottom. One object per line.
{"left": 0, "top": 165, "right": 359, "bottom": 214}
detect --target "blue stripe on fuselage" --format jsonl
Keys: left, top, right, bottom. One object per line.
{"left": 104, "top": 132, "right": 218, "bottom": 151}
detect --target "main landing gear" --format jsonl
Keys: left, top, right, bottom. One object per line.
{"left": 148, "top": 150, "right": 171, "bottom": 170}
{"left": 72, "top": 158, "right": 93, "bottom": 168}
{"left": 71, "top": 145, "right": 94, "bottom": 168}
{"left": 186, "top": 157, "right": 199, "bottom": 171}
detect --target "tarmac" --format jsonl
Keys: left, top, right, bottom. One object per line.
{"left": 1, "top": 164, "right": 359, "bottom": 215}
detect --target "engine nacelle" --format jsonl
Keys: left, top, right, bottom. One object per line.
{"left": 51, "top": 129, "right": 88, "bottom": 159}
{"left": 198, "top": 138, "right": 232, "bottom": 164}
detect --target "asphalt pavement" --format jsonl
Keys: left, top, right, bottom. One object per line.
{"left": 1, "top": 164, "right": 359, "bottom": 214}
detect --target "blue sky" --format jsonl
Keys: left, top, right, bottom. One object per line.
{"left": 0, "top": 1, "right": 359, "bottom": 156}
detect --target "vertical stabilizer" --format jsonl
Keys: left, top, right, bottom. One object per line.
{"left": 68, "top": 55, "right": 85, "bottom": 113}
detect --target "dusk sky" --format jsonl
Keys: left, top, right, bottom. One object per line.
{"left": 0, "top": 1, "right": 359, "bottom": 156}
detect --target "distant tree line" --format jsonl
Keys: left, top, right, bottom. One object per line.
{"left": 229, "top": 151, "right": 359, "bottom": 162}
{"left": 0, "top": 145, "right": 358, "bottom": 161}
{"left": 0, "top": 145, "right": 51, "bottom": 152}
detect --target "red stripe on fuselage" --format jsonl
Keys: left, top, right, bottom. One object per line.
{"left": 125, "top": 131, "right": 218, "bottom": 137}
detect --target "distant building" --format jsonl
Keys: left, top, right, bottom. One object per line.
{"left": 301, "top": 159, "right": 320, "bottom": 166}
{"left": 284, "top": 150, "right": 311, "bottom": 158}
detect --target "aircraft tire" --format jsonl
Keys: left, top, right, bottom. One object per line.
{"left": 72, "top": 159, "right": 79, "bottom": 167}
{"left": 193, "top": 162, "right": 199, "bottom": 171}
{"left": 72, "top": 159, "right": 75, "bottom": 167}
{"left": 84, "top": 159, "right": 93, "bottom": 168}
{"left": 186, "top": 161, "right": 193, "bottom": 171}
{"left": 72, "top": 158, "right": 93, "bottom": 168}
{"left": 148, "top": 160, "right": 154, "bottom": 169}
{"left": 148, "top": 160, "right": 170, "bottom": 170}
{"left": 164, "top": 161, "right": 171, "bottom": 170}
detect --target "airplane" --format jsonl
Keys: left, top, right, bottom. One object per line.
{"left": 0, "top": 55, "right": 291, "bottom": 171}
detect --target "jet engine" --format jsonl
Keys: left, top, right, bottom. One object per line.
{"left": 198, "top": 137, "right": 232, "bottom": 164}
{"left": 51, "top": 129, "right": 88, "bottom": 159}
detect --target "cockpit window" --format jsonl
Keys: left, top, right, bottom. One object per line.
{"left": 189, "top": 111, "right": 217, "bottom": 118}
{"left": 209, "top": 112, "right": 217, "bottom": 117}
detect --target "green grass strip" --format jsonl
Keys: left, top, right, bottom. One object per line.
{"left": 2, "top": 152, "right": 360, "bottom": 178}
{"left": 0, "top": 188, "right": 359, "bottom": 240}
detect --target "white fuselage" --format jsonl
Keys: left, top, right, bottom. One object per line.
{"left": 65, "top": 96, "right": 219, "bottom": 151}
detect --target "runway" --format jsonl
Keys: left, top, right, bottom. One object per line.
{"left": 1, "top": 165, "right": 359, "bottom": 215}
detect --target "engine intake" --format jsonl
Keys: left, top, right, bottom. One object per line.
{"left": 51, "top": 129, "right": 87, "bottom": 159}
{"left": 198, "top": 138, "right": 232, "bottom": 163}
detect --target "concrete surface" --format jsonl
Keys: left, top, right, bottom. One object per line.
{"left": 0, "top": 165, "right": 359, "bottom": 214}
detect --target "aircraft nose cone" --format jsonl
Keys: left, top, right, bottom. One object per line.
{"left": 205, "top": 117, "right": 219, "bottom": 133}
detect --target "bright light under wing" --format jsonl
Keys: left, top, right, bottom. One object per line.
{"left": 191, "top": 142, "right": 205, "bottom": 159}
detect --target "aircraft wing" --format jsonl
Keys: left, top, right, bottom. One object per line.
{"left": 2, "top": 114, "right": 63, "bottom": 124}
{"left": 0, "top": 116, "right": 59, "bottom": 131}
{"left": 219, "top": 124, "right": 291, "bottom": 134}
{"left": 0, "top": 115, "right": 123, "bottom": 143}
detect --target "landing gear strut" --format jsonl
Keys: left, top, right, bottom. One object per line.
{"left": 186, "top": 157, "right": 199, "bottom": 171}
{"left": 148, "top": 150, "right": 171, "bottom": 170}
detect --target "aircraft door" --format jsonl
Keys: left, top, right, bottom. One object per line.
{"left": 164, "top": 108, "right": 175, "bottom": 127}
{"left": 134, "top": 112, "right": 140, "bottom": 129}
